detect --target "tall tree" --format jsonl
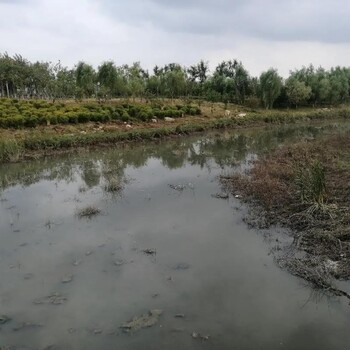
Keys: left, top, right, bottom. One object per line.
{"left": 259, "top": 69, "right": 282, "bottom": 109}
{"left": 97, "top": 61, "right": 118, "bottom": 98}
{"left": 75, "top": 61, "right": 96, "bottom": 98}
{"left": 285, "top": 77, "right": 312, "bottom": 107}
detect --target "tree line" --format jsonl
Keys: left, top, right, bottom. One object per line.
{"left": 1, "top": 52, "right": 350, "bottom": 109}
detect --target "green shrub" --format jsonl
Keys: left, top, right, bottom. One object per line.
{"left": 121, "top": 111, "right": 131, "bottom": 122}
{"left": 0, "top": 98, "right": 204, "bottom": 128}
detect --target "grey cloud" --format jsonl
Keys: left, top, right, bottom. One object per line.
{"left": 102, "top": 0, "right": 350, "bottom": 43}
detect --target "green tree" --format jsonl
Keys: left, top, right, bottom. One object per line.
{"left": 285, "top": 77, "right": 312, "bottom": 107}
{"left": 75, "top": 62, "right": 96, "bottom": 98}
{"left": 259, "top": 69, "right": 282, "bottom": 109}
{"left": 126, "top": 62, "right": 147, "bottom": 101}
{"left": 97, "top": 61, "right": 118, "bottom": 98}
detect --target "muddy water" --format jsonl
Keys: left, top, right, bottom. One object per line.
{"left": 0, "top": 123, "right": 350, "bottom": 350}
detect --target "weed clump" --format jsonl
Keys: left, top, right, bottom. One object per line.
{"left": 76, "top": 205, "right": 101, "bottom": 218}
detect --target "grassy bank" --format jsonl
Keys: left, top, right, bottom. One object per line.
{"left": 222, "top": 132, "right": 350, "bottom": 297}
{"left": 1, "top": 100, "right": 350, "bottom": 163}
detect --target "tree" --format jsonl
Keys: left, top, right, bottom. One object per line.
{"left": 75, "top": 62, "right": 96, "bottom": 98}
{"left": 97, "top": 61, "right": 118, "bottom": 98}
{"left": 318, "top": 78, "right": 331, "bottom": 104}
{"left": 126, "top": 62, "right": 147, "bottom": 101}
{"left": 163, "top": 64, "right": 186, "bottom": 99}
{"left": 259, "top": 69, "right": 282, "bottom": 109}
{"left": 285, "top": 77, "right": 312, "bottom": 107}
{"left": 187, "top": 60, "right": 209, "bottom": 96}
{"left": 233, "top": 62, "right": 250, "bottom": 104}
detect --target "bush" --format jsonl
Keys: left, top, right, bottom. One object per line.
{"left": 0, "top": 98, "right": 203, "bottom": 128}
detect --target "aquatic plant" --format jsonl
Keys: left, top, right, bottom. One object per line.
{"left": 76, "top": 205, "right": 101, "bottom": 218}
{"left": 104, "top": 177, "right": 123, "bottom": 193}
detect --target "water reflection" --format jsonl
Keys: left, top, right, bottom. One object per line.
{"left": 0, "top": 123, "right": 344, "bottom": 191}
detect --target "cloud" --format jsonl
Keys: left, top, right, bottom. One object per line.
{"left": 102, "top": 0, "right": 350, "bottom": 43}
{"left": 0, "top": 0, "right": 349, "bottom": 77}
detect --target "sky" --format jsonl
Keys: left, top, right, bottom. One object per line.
{"left": 0, "top": 0, "right": 349, "bottom": 77}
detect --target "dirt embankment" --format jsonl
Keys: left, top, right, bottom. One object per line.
{"left": 222, "top": 132, "right": 350, "bottom": 297}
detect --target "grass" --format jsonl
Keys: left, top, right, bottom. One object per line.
{"left": 295, "top": 160, "right": 326, "bottom": 205}
{"left": 0, "top": 139, "right": 24, "bottom": 163}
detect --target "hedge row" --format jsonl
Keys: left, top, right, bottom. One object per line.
{"left": 0, "top": 99, "right": 201, "bottom": 128}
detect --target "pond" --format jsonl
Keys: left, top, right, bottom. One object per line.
{"left": 1, "top": 122, "right": 350, "bottom": 350}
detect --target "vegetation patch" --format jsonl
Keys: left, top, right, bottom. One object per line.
{"left": 1, "top": 105, "right": 350, "bottom": 164}
{"left": 104, "top": 176, "right": 123, "bottom": 193}
{"left": 0, "top": 98, "right": 201, "bottom": 128}
{"left": 0, "top": 139, "right": 24, "bottom": 162}
{"left": 76, "top": 205, "right": 101, "bottom": 219}
{"left": 221, "top": 132, "right": 350, "bottom": 297}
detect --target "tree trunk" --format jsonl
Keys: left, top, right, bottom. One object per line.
{"left": 5, "top": 81, "right": 9, "bottom": 98}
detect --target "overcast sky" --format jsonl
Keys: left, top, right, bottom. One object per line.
{"left": 0, "top": 0, "right": 349, "bottom": 77}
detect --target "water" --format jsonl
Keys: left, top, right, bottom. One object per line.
{"left": 0, "top": 123, "right": 350, "bottom": 350}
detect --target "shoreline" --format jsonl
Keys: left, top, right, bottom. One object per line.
{"left": 221, "top": 132, "right": 350, "bottom": 299}
{"left": 2, "top": 106, "right": 350, "bottom": 164}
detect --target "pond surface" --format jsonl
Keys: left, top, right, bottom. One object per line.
{"left": 1, "top": 123, "right": 350, "bottom": 350}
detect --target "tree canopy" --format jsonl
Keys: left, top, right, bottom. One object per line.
{"left": 1, "top": 52, "right": 350, "bottom": 108}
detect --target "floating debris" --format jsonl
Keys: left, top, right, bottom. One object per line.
{"left": 191, "top": 332, "right": 210, "bottom": 341}
{"left": 0, "top": 315, "right": 11, "bottom": 324}
{"left": 23, "top": 273, "right": 34, "bottom": 280}
{"left": 13, "top": 322, "right": 43, "bottom": 331}
{"left": 174, "top": 314, "right": 185, "bottom": 318}
{"left": 61, "top": 274, "right": 74, "bottom": 283}
{"left": 113, "top": 259, "right": 125, "bottom": 266}
{"left": 171, "top": 263, "right": 190, "bottom": 270}
{"left": 168, "top": 184, "right": 186, "bottom": 191}
{"left": 73, "top": 259, "right": 82, "bottom": 266}
{"left": 120, "top": 309, "right": 163, "bottom": 333}
{"left": 33, "top": 293, "right": 67, "bottom": 305}
{"left": 211, "top": 193, "right": 229, "bottom": 199}
{"left": 142, "top": 248, "right": 156, "bottom": 256}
